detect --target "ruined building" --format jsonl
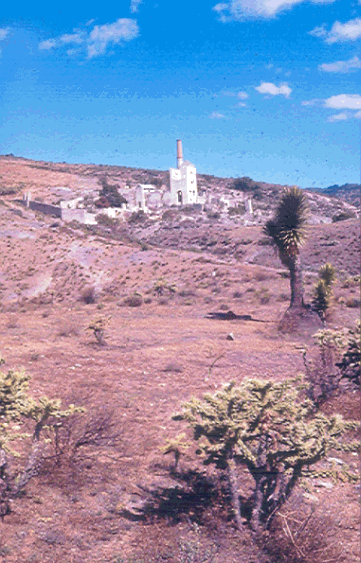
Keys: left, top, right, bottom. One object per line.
{"left": 169, "top": 140, "right": 198, "bottom": 206}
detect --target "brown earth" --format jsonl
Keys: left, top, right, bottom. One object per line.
{"left": 0, "top": 160, "right": 359, "bottom": 563}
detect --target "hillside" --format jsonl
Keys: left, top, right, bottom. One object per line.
{"left": 307, "top": 183, "right": 360, "bottom": 209}
{"left": 0, "top": 155, "right": 358, "bottom": 225}
{"left": 0, "top": 155, "right": 359, "bottom": 563}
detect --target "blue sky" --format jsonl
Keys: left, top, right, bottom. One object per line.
{"left": 1, "top": 1, "right": 360, "bottom": 188}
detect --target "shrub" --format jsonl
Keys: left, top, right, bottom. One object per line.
{"left": 173, "top": 378, "right": 359, "bottom": 532}
{"left": 87, "top": 316, "right": 111, "bottom": 345}
{"left": 303, "top": 321, "right": 360, "bottom": 406}
{"left": 228, "top": 206, "right": 245, "bottom": 216}
{"left": 96, "top": 213, "right": 119, "bottom": 228}
{"left": 79, "top": 286, "right": 96, "bottom": 304}
{"left": 336, "top": 321, "right": 360, "bottom": 385}
{"left": 0, "top": 363, "right": 81, "bottom": 516}
{"left": 332, "top": 211, "right": 356, "bottom": 222}
{"left": 312, "top": 263, "right": 336, "bottom": 318}
{"left": 97, "top": 177, "right": 127, "bottom": 208}
{"left": 129, "top": 210, "right": 146, "bottom": 223}
{"left": 124, "top": 292, "right": 143, "bottom": 307}
{"left": 345, "top": 297, "right": 361, "bottom": 308}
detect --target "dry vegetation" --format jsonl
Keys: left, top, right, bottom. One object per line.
{"left": 0, "top": 156, "right": 359, "bottom": 563}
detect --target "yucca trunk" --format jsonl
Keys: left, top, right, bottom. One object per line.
{"left": 281, "top": 252, "right": 305, "bottom": 310}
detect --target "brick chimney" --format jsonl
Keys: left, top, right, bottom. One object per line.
{"left": 177, "top": 139, "right": 183, "bottom": 168}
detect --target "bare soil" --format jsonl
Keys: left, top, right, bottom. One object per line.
{"left": 0, "top": 160, "right": 359, "bottom": 563}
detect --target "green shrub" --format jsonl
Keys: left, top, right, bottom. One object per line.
{"left": 173, "top": 378, "right": 359, "bottom": 532}
{"left": 312, "top": 263, "right": 336, "bottom": 317}
{"left": 0, "top": 364, "right": 81, "bottom": 516}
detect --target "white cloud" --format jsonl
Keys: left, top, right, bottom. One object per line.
{"left": 319, "top": 55, "right": 361, "bottom": 73}
{"left": 0, "top": 28, "right": 10, "bottom": 41}
{"left": 301, "top": 98, "right": 321, "bottom": 106}
{"left": 324, "top": 94, "right": 361, "bottom": 110}
{"left": 60, "top": 32, "right": 85, "bottom": 45}
{"left": 328, "top": 112, "right": 349, "bottom": 122}
{"left": 39, "top": 39, "right": 57, "bottom": 50}
{"left": 237, "top": 91, "right": 248, "bottom": 99}
{"left": 213, "top": 0, "right": 335, "bottom": 21}
{"left": 355, "top": 110, "right": 361, "bottom": 119}
{"left": 87, "top": 19, "right": 139, "bottom": 58}
{"left": 311, "top": 18, "right": 361, "bottom": 43}
{"left": 326, "top": 18, "right": 361, "bottom": 43}
{"left": 130, "top": 0, "right": 142, "bottom": 13}
{"left": 39, "top": 18, "right": 139, "bottom": 59}
{"left": 210, "top": 111, "right": 225, "bottom": 118}
{"left": 309, "top": 24, "right": 327, "bottom": 38}
{"left": 255, "top": 82, "right": 291, "bottom": 97}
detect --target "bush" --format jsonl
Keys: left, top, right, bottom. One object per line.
{"left": 228, "top": 206, "right": 245, "bottom": 216}
{"left": 0, "top": 363, "right": 81, "bottom": 516}
{"left": 173, "top": 377, "right": 359, "bottom": 532}
{"left": 129, "top": 210, "right": 146, "bottom": 223}
{"left": 79, "top": 286, "right": 96, "bottom": 304}
{"left": 332, "top": 211, "right": 356, "bottom": 222}
{"left": 97, "top": 177, "right": 127, "bottom": 208}
{"left": 124, "top": 292, "right": 143, "bottom": 307}
{"left": 312, "top": 263, "right": 336, "bottom": 318}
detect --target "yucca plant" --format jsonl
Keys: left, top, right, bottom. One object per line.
{"left": 312, "top": 263, "right": 336, "bottom": 318}
{"left": 264, "top": 187, "right": 308, "bottom": 311}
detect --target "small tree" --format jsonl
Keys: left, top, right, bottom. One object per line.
{"left": 87, "top": 317, "right": 111, "bottom": 345}
{"left": 173, "top": 378, "right": 359, "bottom": 533}
{"left": 264, "top": 187, "right": 320, "bottom": 329}
{"left": 0, "top": 363, "right": 81, "bottom": 516}
{"left": 96, "top": 178, "right": 127, "bottom": 208}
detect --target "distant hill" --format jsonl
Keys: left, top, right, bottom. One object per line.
{"left": 306, "top": 183, "right": 360, "bottom": 208}
{"left": 0, "top": 155, "right": 358, "bottom": 225}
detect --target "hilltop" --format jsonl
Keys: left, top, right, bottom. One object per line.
{"left": 306, "top": 183, "right": 360, "bottom": 209}
{"left": 0, "top": 155, "right": 358, "bottom": 223}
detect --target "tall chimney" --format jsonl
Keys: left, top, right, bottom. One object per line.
{"left": 176, "top": 139, "right": 183, "bottom": 168}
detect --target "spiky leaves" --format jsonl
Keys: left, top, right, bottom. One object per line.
{"left": 264, "top": 187, "right": 310, "bottom": 313}
{"left": 264, "top": 186, "right": 308, "bottom": 261}
{"left": 173, "top": 378, "right": 359, "bottom": 530}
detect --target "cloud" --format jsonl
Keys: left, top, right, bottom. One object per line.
{"left": 309, "top": 24, "right": 327, "bottom": 38}
{"left": 319, "top": 55, "right": 361, "bottom": 73}
{"left": 324, "top": 94, "right": 361, "bottom": 110}
{"left": 0, "top": 28, "right": 10, "bottom": 41}
{"left": 39, "top": 39, "right": 57, "bottom": 50}
{"left": 39, "top": 18, "right": 139, "bottom": 59}
{"left": 310, "top": 18, "right": 361, "bottom": 43}
{"left": 60, "top": 32, "right": 85, "bottom": 45}
{"left": 355, "top": 110, "right": 361, "bottom": 119}
{"left": 301, "top": 98, "right": 321, "bottom": 106}
{"left": 237, "top": 91, "right": 248, "bottom": 99}
{"left": 130, "top": 0, "right": 142, "bottom": 13}
{"left": 255, "top": 82, "right": 291, "bottom": 97}
{"left": 213, "top": 0, "right": 335, "bottom": 21}
{"left": 327, "top": 112, "right": 349, "bottom": 122}
{"left": 210, "top": 111, "right": 225, "bottom": 118}
{"left": 326, "top": 18, "right": 361, "bottom": 43}
{"left": 87, "top": 19, "right": 139, "bottom": 58}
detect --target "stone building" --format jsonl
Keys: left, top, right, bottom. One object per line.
{"left": 169, "top": 140, "right": 198, "bottom": 206}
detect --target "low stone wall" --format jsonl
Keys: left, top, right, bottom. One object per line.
{"left": 27, "top": 201, "right": 62, "bottom": 217}
{"left": 61, "top": 208, "right": 97, "bottom": 225}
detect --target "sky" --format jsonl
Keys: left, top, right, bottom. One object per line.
{"left": 0, "top": 0, "right": 360, "bottom": 188}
